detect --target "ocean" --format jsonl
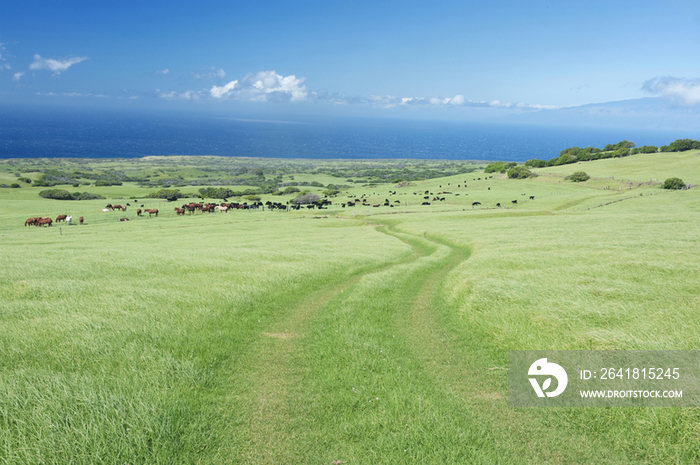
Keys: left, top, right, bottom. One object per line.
{"left": 0, "top": 106, "right": 691, "bottom": 161}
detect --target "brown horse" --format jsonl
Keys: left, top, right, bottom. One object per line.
{"left": 145, "top": 208, "right": 158, "bottom": 217}
{"left": 136, "top": 209, "right": 142, "bottom": 216}
{"left": 56, "top": 214, "right": 68, "bottom": 222}
{"left": 79, "top": 216, "right": 84, "bottom": 224}
{"left": 174, "top": 207, "right": 185, "bottom": 215}
{"left": 37, "top": 217, "right": 52, "bottom": 227}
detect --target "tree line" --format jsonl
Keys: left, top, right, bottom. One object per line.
{"left": 521, "top": 139, "right": 700, "bottom": 169}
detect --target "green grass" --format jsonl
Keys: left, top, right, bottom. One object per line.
{"left": 1, "top": 154, "right": 699, "bottom": 463}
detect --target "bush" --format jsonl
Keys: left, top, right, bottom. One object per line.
{"left": 631, "top": 145, "right": 658, "bottom": 154}
{"left": 292, "top": 192, "right": 321, "bottom": 205}
{"left": 18, "top": 177, "right": 31, "bottom": 184}
{"left": 71, "top": 192, "right": 106, "bottom": 200}
{"left": 282, "top": 186, "right": 300, "bottom": 194}
{"left": 485, "top": 162, "right": 506, "bottom": 173}
{"left": 199, "top": 187, "right": 235, "bottom": 199}
{"left": 524, "top": 159, "right": 547, "bottom": 168}
{"left": 663, "top": 177, "right": 686, "bottom": 190}
{"left": 507, "top": 165, "right": 532, "bottom": 179}
{"left": 485, "top": 161, "right": 517, "bottom": 173}
{"left": 245, "top": 195, "right": 261, "bottom": 201}
{"left": 148, "top": 189, "right": 185, "bottom": 200}
{"left": 565, "top": 171, "right": 590, "bottom": 182}
{"left": 95, "top": 180, "right": 123, "bottom": 186}
{"left": 10, "top": 183, "right": 21, "bottom": 188}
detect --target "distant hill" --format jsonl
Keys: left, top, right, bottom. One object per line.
{"left": 497, "top": 97, "right": 700, "bottom": 133}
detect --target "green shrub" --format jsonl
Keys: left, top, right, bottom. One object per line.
{"left": 282, "top": 186, "right": 300, "bottom": 194}
{"left": 507, "top": 166, "right": 532, "bottom": 179}
{"left": 10, "top": 183, "right": 21, "bottom": 188}
{"left": 71, "top": 192, "right": 106, "bottom": 200}
{"left": 39, "top": 189, "right": 75, "bottom": 200}
{"left": 198, "top": 187, "right": 237, "bottom": 199}
{"left": 245, "top": 195, "right": 261, "bottom": 201}
{"left": 95, "top": 180, "right": 122, "bottom": 186}
{"left": 524, "top": 159, "right": 547, "bottom": 168}
{"left": 565, "top": 171, "right": 590, "bottom": 182}
{"left": 485, "top": 162, "right": 506, "bottom": 173}
{"left": 663, "top": 178, "right": 686, "bottom": 190}
{"left": 292, "top": 192, "right": 320, "bottom": 205}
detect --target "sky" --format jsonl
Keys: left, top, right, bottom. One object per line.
{"left": 2, "top": 0, "right": 700, "bottom": 124}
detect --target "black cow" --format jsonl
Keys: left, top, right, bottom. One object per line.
{"left": 529, "top": 196, "right": 535, "bottom": 200}
{"left": 512, "top": 200, "right": 517, "bottom": 204}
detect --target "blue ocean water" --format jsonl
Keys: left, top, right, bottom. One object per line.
{"left": 0, "top": 106, "right": 691, "bottom": 161}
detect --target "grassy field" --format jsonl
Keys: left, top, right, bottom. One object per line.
{"left": 1, "top": 153, "right": 698, "bottom": 463}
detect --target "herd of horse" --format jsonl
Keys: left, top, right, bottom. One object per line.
{"left": 25, "top": 215, "right": 84, "bottom": 227}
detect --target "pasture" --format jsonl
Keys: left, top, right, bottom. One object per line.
{"left": 1, "top": 153, "right": 699, "bottom": 463}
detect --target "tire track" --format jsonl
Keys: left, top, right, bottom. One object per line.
{"left": 237, "top": 230, "right": 426, "bottom": 463}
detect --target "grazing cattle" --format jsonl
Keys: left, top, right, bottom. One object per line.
{"left": 79, "top": 216, "right": 84, "bottom": 224}
{"left": 496, "top": 203, "right": 501, "bottom": 207}
{"left": 66, "top": 215, "right": 72, "bottom": 224}
{"left": 488, "top": 187, "right": 491, "bottom": 190}
{"left": 119, "top": 218, "right": 130, "bottom": 221}
{"left": 174, "top": 207, "right": 185, "bottom": 215}
{"left": 56, "top": 214, "right": 68, "bottom": 222}
{"left": 144, "top": 208, "right": 159, "bottom": 217}
{"left": 136, "top": 209, "right": 142, "bottom": 216}
{"left": 512, "top": 200, "right": 517, "bottom": 204}
{"left": 424, "top": 196, "right": 429, "bottom": 199}
{"left": 373, "top": 204, "right": 380, "bottom": 207}
{"left": 422, "top": 202, "right": 430, "bottom": 205}
{"left": 529, "top": 196, "right": 535, "bottom": 200}
{"left": 472, "top": 202, "right": 481, "bottom": 207}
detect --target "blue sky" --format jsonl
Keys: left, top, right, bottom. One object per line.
{"left": 2, "top": 0, "right": 700, "bottom": 123}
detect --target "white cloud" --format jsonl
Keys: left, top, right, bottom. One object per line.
{"left": 12, "top": 72, "right": 23, "bottom": 81}
{"left": 155, "top": 68, "right": 170, "bottom": 75}
{"left": 448, "top": 95, "right": 465, "bottom": 106}
{"left": 0, "top": 43, "right": 9, "bottom": 69}
{"left": 208, "top": 71, "right": 307, "bottom": 102}
{"left": 210, "top": 80, "right": 238, "bottom": 98}
{"left": 642, "top": 76, "right": 700, "bottom": 105}
{"left": 157, "top": 89, "right": 202, "bottom": 100}
{"left": 156, "top": 69, "right": 552, "bottom": 111}
{"left": 195, "top": 68, "right": 225, "bottom": 80}
{"left": 29, "top": 54, "right": 87, "bottom": 74}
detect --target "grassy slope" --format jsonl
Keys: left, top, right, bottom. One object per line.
{"left": 1, "top": 153, "right": 699, "bottom": 463}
